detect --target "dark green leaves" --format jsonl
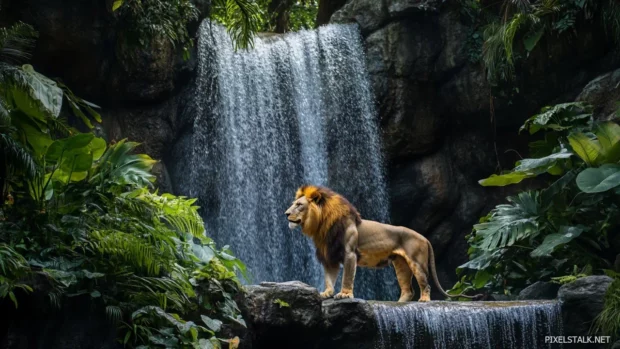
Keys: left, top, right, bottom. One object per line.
{"left": 521, "top": 102, "right": 593, "bottom": 135}
{"left": 479, "top": 149, "right": 573, "bottom": 186}
{"left": 530, "top": 226, "right": 585, "bottom": 257}
{"left": 576, "top": 164, "right": 620, "bottom": 193}
{"left": 473, "top": 192, "right": 540, "bottom": 251}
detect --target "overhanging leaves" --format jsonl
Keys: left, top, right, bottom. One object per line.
{"left": 531, "top": 226, "right": 585, "bottom": 257}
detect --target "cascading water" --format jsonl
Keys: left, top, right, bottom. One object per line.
{"left": 173, "top": 21, "right": 398, "bottom": 300}
{"left": 372, "top": 301, "right": 564, "bottom": 349}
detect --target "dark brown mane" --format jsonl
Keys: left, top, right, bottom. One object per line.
{"left": 295, "top": 185, "right": 362, "bottom": 268}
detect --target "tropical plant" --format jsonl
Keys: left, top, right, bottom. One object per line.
{"left": 0, "top": 23, "right": 248, "bottom": 348}
{"left": 459, "top": 0, "right": 620, "bottom": 84}
{"left": 113, "top": 0, "right": 263, "bottom": 52}
{"left": 450, "top": 101, "right": 620, "bottom": 297}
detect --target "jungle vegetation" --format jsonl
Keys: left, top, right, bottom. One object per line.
{"left": 112, "top": 0, "right": 320, "bottom": 51}
{"left": 0, "top": 21, "right": 248, "bottom": 349}
{"left": 452, "top": 1, "right": 620, "bottom": 339}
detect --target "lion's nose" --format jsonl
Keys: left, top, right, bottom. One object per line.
{"left": 285, "top": 211, "right": 290, "bottom": 217}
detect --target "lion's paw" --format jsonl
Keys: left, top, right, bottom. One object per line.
{"left": 418, "top": 296, "right": 431, "bottom": 302}
{"left": 334, "top": 291, "right": 354, "bottom": 300}
{"left": 320, "top": 290, "right": 334, "bottom": 299}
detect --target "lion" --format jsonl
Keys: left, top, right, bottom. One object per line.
{"left": 284, "top": 185, "right": 481, "bottom": 302}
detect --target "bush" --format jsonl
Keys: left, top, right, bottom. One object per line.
{"left": 450, "top": 101, "right": 620, "bottom": 298}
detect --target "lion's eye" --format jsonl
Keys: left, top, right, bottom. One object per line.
{"left": 296, "top": 203, "right": 301, "bottom": 207}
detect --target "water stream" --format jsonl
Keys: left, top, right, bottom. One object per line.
{"left": 172, "top": 21, "right": 398, "bottom": 300}
{"left": 372, "top": 300, "right": 564, "bottom": 349}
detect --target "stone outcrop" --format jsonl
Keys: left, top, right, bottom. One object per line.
{"left": 517, "top": 281, "right": 561, "bottom": 300}
{"left": 331, "top": 0, "right": 620, "bottom": 293}
{"left": 558, "top": 275, "right": 614, "bottom": 347}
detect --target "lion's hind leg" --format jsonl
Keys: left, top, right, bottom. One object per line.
{"left": 393, "top": 248, "right": 431, "bottom": 302}
{"left": 392, "top": 256, "right": 414, "bottom": 302}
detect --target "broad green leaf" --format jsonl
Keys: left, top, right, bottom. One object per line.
{"left": 523, "top": 27, "right": 544, "bottom": 52}
{"left": 479, "top": 171, "right": 535, "bottom": 186}
{"left": 192, "top": 244, "right": 215, "bottom": 263}
{"left": 9, "top": 65, "right": 63, "bottom": 119}
{"left": 473, "top": 270, "right": 492, "bottom": 289}
{"left": 514, "top": 149, "right": 572, "bottom": 173}
{"left": 521, "top": 102, "right": 592, "bottom": 135}
{"left": 568, "top": 132, "right": 603, "bottom": 166}
{"left": 201, "top": 315, "right": 223, "bottom": 332}
{"left": 595, "top": 122, "right": 620, "bottom": 152}
{"left": 89, "top": 137, "right": 107, "bottom": 160}
{"left": 46, "top": 134, "right": 94, "bottom": 163}
{"left": 61, "top": 153, "right": 93, "bottom": 172}
{"left": 14, "top": 116, "right": 53, "bottom": 156}
{"left": 112, "top": 0, "right": 123, "bottom": 11}
{"left": 530, "top": 226, "right": 584, "bottom": 257}
{"left": 541, "top": 170, "right": 576, "bottom": 208}
{"left": 576, "top": 164, "right": 620, "bottom": 193}
{"left": 458, "top": 250, "right": 502, "bottom": 271}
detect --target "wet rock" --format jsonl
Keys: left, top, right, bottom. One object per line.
{"left": 386, "top": 0, "right": 440, "bottom": 17}
{"left": 321, "top": 298, "right": 377, "bottom": 349}
{"left": 558, "top": 276, "right": 613, "bottom": 343}
{"left": 518, "top": 281, "right": 560, "bottom": 300}
{"left": 331, "top": 0, "right": 388, "bottom": 35}
{"left": 577, "top": 68, "right": 620, "bottom": 120}
{"left": 239, "top": 281, "right": 323, "bottom": 349}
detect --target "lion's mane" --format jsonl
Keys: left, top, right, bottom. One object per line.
{"left": 295, "top": 185, "right": 362, "bottom": 268}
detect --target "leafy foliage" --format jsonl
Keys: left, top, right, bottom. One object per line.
{"left": 459, "top": 0, "right": 620, "bottom": 84}
{"left": 0, "top": 23, "right": 248, "bottom": 349}
{"left": 112, "top": 0, "right": 200, "bottom": 57}
{"left": 451, "top": 101, "right": 620, "bottom": 297}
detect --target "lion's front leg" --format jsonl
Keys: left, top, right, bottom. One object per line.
{"left": 320, "top": 265, "right": 339, "bottom": 299}
{"left": 335, "top": 225, "right": 358, "bottom": 300}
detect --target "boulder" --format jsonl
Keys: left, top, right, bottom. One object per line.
{"left": 239, "top": 281, "right": 323, "bottom": 349}
{"left": 558, "top": 276, "right": 613, "bottom": 345}
{"left": 320, "top": 298, "right": 377, "bottom": 349}
{"left": 577, "top": 68, "right": 620, "bottom": 120}
{"left": 517, "top": 281, "right": 560, "bottom": 300}
{"left": 331, "top": 0, "right": 389, "bottom": 35}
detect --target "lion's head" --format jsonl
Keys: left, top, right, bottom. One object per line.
{"left": 284, "top": 194, "right": 309, "bottom": 230}
{"left": 284, "top": 185, "right": 361, "bottom": 237}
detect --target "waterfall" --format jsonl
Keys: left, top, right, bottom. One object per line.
{"left": 372, "top": 300, "right": 564, "bottom": 349}
{"left": 172, "top": 21, "right": 399, "bottom": 300}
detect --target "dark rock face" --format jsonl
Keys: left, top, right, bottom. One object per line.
{"left": 517, "top": 281, "right": 560, "bottom": 300}
{"left": 239, "top": 282, "right": 377, "bottom": 349}
{"left": 240, "top": 281, "right": 324, "bottom": 349}
{"left": 558, "top": 276, "right": 613, "bottom": 347}
{"left": 321, "top": 299, "right": 377, "bottom": 349}
{"left": 332, "top": 0, "right": 620, "bottom": 294}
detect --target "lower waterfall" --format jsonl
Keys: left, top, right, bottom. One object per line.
{"left": 172, "top": 21, "right": 399, "bottom": 300}
{"left": 372, "top": 300, "right": 564, "bottom": 349}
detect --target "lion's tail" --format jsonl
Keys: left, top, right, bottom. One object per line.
{"left": 428, "top": 241, "right": 483, "bottom": 300}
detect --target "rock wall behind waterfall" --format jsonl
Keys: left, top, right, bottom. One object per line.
{"left": 7, "top": 0, "right": 619, "bottom": 299}
{"left": 331, "top": 0, "right": 620, "bottom": 295}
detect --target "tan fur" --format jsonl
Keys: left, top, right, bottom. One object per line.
{"left": 285, "top": 185, "right": 481, "bottom": 302}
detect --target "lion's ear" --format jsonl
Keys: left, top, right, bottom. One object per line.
{"left": 308, "top": 189, "right": 322, "bottom": 203}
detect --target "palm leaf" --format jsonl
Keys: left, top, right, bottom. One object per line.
{"left": 474, "top": 191, "right": 541, "bottom": 250}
